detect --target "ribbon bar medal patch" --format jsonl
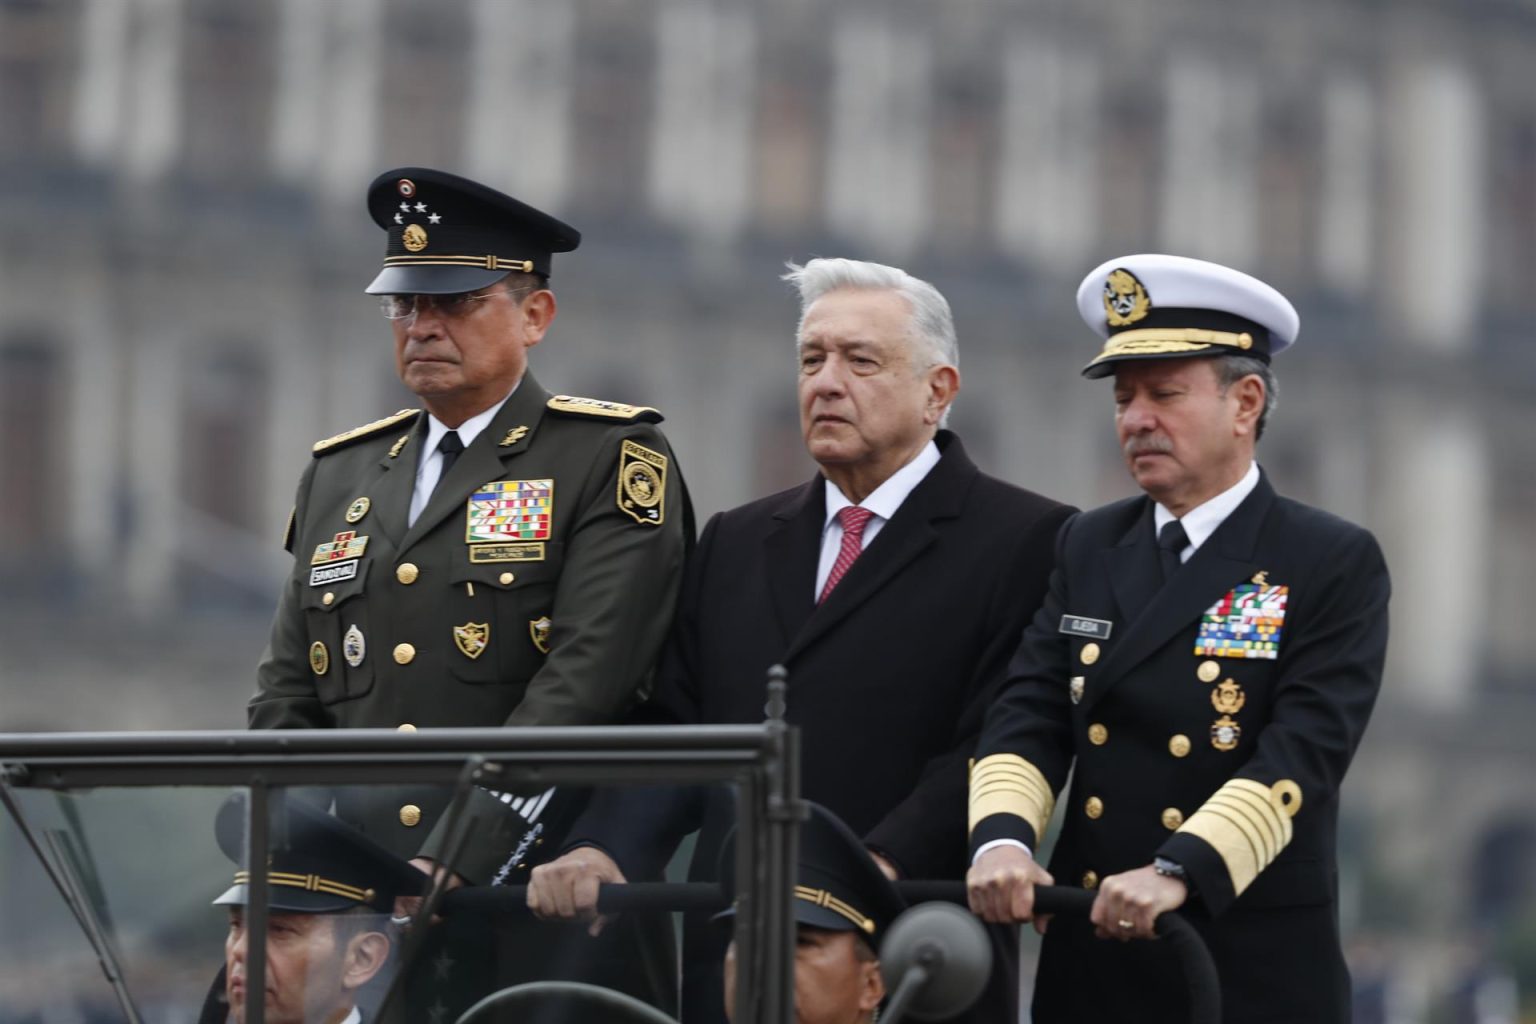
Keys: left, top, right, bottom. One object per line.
{"left": 467, "top": 480, "right": 554, "bottom": 543}
{"left": 1195, "top": 582, "right": 1288, "bottom": 659}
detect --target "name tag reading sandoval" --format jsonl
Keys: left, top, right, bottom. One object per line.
{"left": 1059, "top": 615, "right": 1113, "bottom": 640}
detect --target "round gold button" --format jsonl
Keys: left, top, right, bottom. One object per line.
{"left": 1197, "top": 660, "right": 1220, "bottom": 683}
{"left": 397, "top": 723, "right": 417, "bottom": 733}
{"left": 1088, "top": 723, "right": 1108, "bottom": 746}
{"left": 1169, "top": 734, "right": 1192, "bottom": 758}
{"left": 1081, "top": 642, "right": 1101, "bottom": 666}
{"left": 396, "top": 563, "right": 419, "bottom": 585}
{"left": 1162, "top": 807, "right": 1185, "bottom": 830}
{"left": 321, "top": 592, "right": 335, "bottom": 606}
{"left": 393, "top": 643, "right": 416, "bottom": 665}
{"left": 1082, "top": 870, "right": 1099, "bottom": 890}
{"left": 499, "top": 572, "right": 515, "bottom": 585}
{"left": 1085, "top": 796, "right": 1104, "bottom": 819}
{"left": 399, "top": 804, "right": 422, "bottom": 827}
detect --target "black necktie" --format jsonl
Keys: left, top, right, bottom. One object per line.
{"left": 436, "top": 430, "right": 464, "bottom": 487}
{"left": 1158, "top": 519, "right": 1190, "bottom": 582}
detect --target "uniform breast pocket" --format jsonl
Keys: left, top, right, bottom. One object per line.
{"left": 300, "top": 561, "right": 376, "bottom": 705}
{"left": 448, "top": 544, "right": 564, "bottom": 686}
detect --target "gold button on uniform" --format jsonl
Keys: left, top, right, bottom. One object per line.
{"left": 393, "top": 643, "right": 416, "bottom": 665}
{"left": 1162, "top": 808, "right": 1185, "bottom": 830}
{"left": 397, "top": 723, "right": 417, "bottom": 733}
{"left": 1085, "top": 796, "right": 1104, "bottom": 819}
{"left": 322, "top": 592, "right": 335, "bottom": 606}
{"left": 1081, "top": 643, "right": 1101, "bottom": 666}
{"left": 499, "top": 572, "right": 515, "bottom": 585}
{"left": 1197, "top": 660, "right": 1220, "bottom": 683}
{"left": 399, "top": 804, "right": 422, "bottom": 827}
{"left": 396, "top": 563, "right": 419, "bottom": 585}
{"left": 1082, "top": 871, "right": 1099, "bottom": 889}
{"left": 1088, "top": 723, "right": 1108, "bottom": 746}
{"left": 1169, "top": 734, "right": 1192, "bottom": 758}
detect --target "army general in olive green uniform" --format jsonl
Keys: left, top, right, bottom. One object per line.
{"left": 249, "top": 168, "right": 690, "bottom": 885}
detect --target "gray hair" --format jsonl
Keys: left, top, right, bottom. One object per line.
{"left": 782, "top": 258, "right": 959, "bottom": 370}
{"left": 1214, "top": 354, "right": 1278, "bottom": 441}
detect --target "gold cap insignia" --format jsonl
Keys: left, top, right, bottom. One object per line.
{"left": 1103, "top": 268, "right": 1151, "bottom": 327}
{"left": 402, "top": 224, "right": 429, "bottom": 253}
{"left": 453, "top": 622, "right": 489, "bottom": 660}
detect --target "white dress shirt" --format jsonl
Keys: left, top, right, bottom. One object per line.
{"left": 974, "top": 462, "right": 1262, "bottom": 864}
{"left": 339, "top": 1008, "right": 362, "bottom": 1024}
{"left": 408, "top": 383, "right": 519, "bottom": 527}
{"left": 814, "top": 440, "right": 942, "bottom": 598}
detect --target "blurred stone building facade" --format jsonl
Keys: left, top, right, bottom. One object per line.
{"left": 0, "top": 0, "right": 1533, "bottom": 1012}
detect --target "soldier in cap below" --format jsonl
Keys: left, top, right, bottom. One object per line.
{"left": 247, "top": 167, "right": 689, "bottom": 1012}
{"left": 720, "top": 803, "right": 906, "bottom": 1024}
{"left": 966, "top": 254, "right": 1390, "bottom": 1023}
{"left": 210, "top": 796, "right": 425, "bottom": 1024}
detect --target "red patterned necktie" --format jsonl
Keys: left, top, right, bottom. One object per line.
{"left": 819, "top": 506, "right": 874, "bottom": 604}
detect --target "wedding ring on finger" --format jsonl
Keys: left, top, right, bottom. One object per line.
{"left": 1117, "top": 918, "right": 1134, "bottom": 930}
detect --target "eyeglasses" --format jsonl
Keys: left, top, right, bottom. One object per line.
{"left": 378, "top": 290, "right": 503, "bottom": 321}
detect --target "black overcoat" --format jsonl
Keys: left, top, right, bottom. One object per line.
{"left": 579, "top": 431, "right": 1074, "bottom": 1021}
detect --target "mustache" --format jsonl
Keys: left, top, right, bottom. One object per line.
{"left": 1123, "top": 434, "right": 1173, "bottom": 457}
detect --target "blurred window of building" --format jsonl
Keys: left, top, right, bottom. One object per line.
{"left": 180, "top": 0, "right": 272, "bottom": 182}
{"left": 0, "top": 333, "right": 64, "bottom": 561}
{"left": 751, "top": 13, "right": 828, "bottom": 237}
{"left": 180, "top": 346, "right": 267, "bottom": 535}
{"left": 995, "top": 34, "right": 1100, "bottom": 267}
{"left": 1318, "top": 73, "right": 1377, "bottom": 297}
{"left": 569, "top": 0, "right": 656, "bottom": 217}
{"left": 1256, "top": 84, "right": 1317, "bottom": 282}
{"left": 648, "top": 0, "right": 755, "bottom": 244}
{"left": 1160, "top": 55, "right": 1260, "bottom": 268}
{"left": 824, "top": 13, "right": 933, "bottom": 258}
{"left": 1095, "top": 66, "right": 1161, "bottom": 254}
{"left": 1486, "top": 101, "right": 1535, "bottom": 316}
{"left": 464, "top": 0, "right": 575, "bottom": 208}
{"left": 0, "top": 0, "right": 78, "bottom": 166}
{"left": 377, "top": 0, "right": 468, "bottom": 170}
{"left": 1384, "top": 59, "right": 1484, "bottom": 351}
{"left": 928, "top": 40, "right": 997, "bottom": 252}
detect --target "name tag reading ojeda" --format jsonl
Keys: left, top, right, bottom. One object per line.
{"left": 1060, "top": 615, "right": 1113, "bottom": 641}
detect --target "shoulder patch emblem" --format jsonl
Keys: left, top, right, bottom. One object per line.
{"left": 617, "top": 440, "right": 667, "bottom": 526}
{"left": 546, "top": 395, "right": 663, "bottom": 423}
{"left": 312, "top": 409, "right": 420, "bottom": 457}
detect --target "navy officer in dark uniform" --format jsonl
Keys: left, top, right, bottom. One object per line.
{"left": 967, "top": 254, "right": 1390, "bottom": 1023}
{"left": 248, "top": 167, "right": 689, "bottom": 1014}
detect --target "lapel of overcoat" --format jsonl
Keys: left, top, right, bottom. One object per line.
{"left": 780, "top": 433, "right": 975, "bottom": 663}
{"left": 761, "top": 480, "right": 824, "bottom": 649}
{"left": 395, "top": 375, "right": 552, "bottom": 558}
{"left": 1082, "top": 473, "right": 1277, "bottom": 714}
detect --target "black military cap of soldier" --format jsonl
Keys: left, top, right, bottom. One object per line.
{"left": 364, "top": 167, "right": 581, "bottom": 296}
{"left": 212, "top": 795, "right": 425, "bottom": 914}
{"left": 719, "top": 802, "right": 906, "bottom": 1024}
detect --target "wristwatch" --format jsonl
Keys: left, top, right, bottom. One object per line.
{"left": 1153, "top": 856, "right": 1188, "bottom": 883}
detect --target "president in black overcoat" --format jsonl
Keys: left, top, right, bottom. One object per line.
{"left": 529, "top": 257, "right": 1074, "bottom": 1022}
{"left": 967, "top": 254, "right": 1390, "bottom": 1024}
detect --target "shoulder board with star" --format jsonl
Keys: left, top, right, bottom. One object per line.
{"left": 312, "top": 408, "right": 421, "bottom": 457}
{"left": 546, "top": 395, "right": 663, "bottom": 423}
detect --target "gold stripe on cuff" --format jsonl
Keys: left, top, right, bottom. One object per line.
{"left": 969, "top": 754, "right": 1055, "bottom": 841}
{"left": 1175, "top": 778, "right": 1298, "bottom": 897}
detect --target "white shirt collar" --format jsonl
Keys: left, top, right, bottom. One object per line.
{"left": 336, "top": 1007, "right": 362, "bottom": 1024}
{"left": 420, "top": 380, "right": 519, "bottom": 461}
{"left": 1153, "top": 461, "right": 1260, "bottom": 556}
{"left": 823, "top": 440, "right": 942, "bottom": 529}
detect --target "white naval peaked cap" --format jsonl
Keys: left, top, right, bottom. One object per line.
{"left": 1074, "top": 254, "right": 1300, "bottom": 379}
